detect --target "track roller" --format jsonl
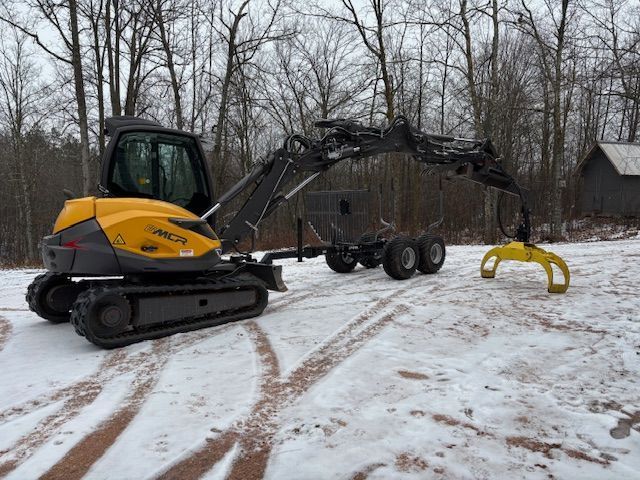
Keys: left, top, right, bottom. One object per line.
{"left": 480, "top": 241, "right": 570, "bottom": 293}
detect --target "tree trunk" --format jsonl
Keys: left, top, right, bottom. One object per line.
{"left": 69, "top": 0, "right": 92, "bottom": 196}
{"left": 212, "top": 0, "right": 249, "bottom": 168}
{"left": 550, "top": 0, "right": 568, "bottom": 239}
{"left": 155, "top": 0, "right": 183, "bottom": 129}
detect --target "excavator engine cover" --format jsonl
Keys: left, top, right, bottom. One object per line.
{"left": 44, "top": 197, "right": 223, "bottom": 275}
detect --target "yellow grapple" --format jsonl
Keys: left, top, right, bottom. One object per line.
{"left": 480, "top": 241, "right": 570, "bottom": 293}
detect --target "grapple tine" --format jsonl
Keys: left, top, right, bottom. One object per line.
{"left": 480, "top": 246, "right": 502, "bottom": 278}
{"left": 480, "top": 241, "right": 570, "bottom": 293}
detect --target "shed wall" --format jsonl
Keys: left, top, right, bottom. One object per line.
{"left": 580, "top": 152, "right": 625, "bottom": 215}
{"left": 622, "top": 177, "right": 640, "bottom": 215}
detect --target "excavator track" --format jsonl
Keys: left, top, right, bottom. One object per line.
{"left": 70, "top": 276, "right": 268, "bottom": 348}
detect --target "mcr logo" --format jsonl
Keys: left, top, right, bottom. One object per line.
{"left": 145, "top": 224, "right": 187, "bottom": 245}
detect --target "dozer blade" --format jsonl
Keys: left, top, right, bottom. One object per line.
{"left": 243, "top": 261, "right": 288, "bottom": 292}
{"left": 480, "top": 241, "right": 570, "bottom": 293}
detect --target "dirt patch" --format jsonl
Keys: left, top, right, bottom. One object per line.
{"left": 432, "top": 414, "right": 493, "bottom": 437}
{"left": 350, "top": 462, "right": 386, "bottom": 479}
{"left": 0, "top": 315, "right": 12, "bottom": 351}
{"left": 530, "top": 312, "right": 607, "bottom": 335}
{"left": 506, "top": 436, "right": 609, "bottom": 465}
{"left": 398, "top": 369, "right": 429, "bottom": 380}
{"left": 564, "top": 447, "right": 609, "bottom": 465}
{"left": 610, "top": 411, "right": 640, "bottom": 439}
{"left": 395, "top": 452, "right": 428, "bottom": 472}
{"left": 506, "top": 436, "right": 561, "bottom": 458}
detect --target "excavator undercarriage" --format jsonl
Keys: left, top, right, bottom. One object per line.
{"left": 26, "top": 115, "right": 570, "bottom": 348}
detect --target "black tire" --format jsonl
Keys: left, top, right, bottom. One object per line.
{"left": 75, "top": 290, "right": 131, "bottom": 338}
{"left": 417, "top": 234, "right": 446, "bottom": 274}
{"left": 26, "top": 273, "right": 76, "bottom": 323}
{"left": 382, "top": 236, "right": 419, "bottom": 280}
{"left": 325, "top": 251, "right": 358, "bottom": 273}
{"left": 358, "top": 232, "right": 383, "bottom": 269}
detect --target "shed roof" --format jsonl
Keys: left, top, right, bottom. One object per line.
{"left": 577, "top": 141, "right": 640, "bottom": 176}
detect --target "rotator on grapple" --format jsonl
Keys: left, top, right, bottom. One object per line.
{"left": 27, "top": 115, "right": 570, "bottom": 348}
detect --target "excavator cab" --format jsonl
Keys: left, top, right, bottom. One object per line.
{"left": 99, "top": 117, "right": 214, "bottom": 218}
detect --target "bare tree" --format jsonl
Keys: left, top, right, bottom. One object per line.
{"left": 0, "top": 29, "right": 48, "bottom": 259}
{"left": 0, "top": 0, "right": 94, "bottom": 195}
{"left": 516, "top": 0, "right": 574, "bottom": 238}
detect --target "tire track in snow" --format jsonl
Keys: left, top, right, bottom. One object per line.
{"left": 0, "top": 350, "right": 127, "bottom": 425}
{"left": 34, "top": 317, "right": 274, "bottom": 480}
{"left": 0, "top": 383, "right": 103, "bottom": 476}
{"left": 2, "top": 330, "right": 199, "bottom": 476}
{"left": 2, "top": 271, "right": 410, "bottom": 478}
{"left": 156, "top": 320, "right": 280, "bottom": 480}
{"left": 264, "top": 291, "right": 316, "bottom": 313}
{"left": 225, "top": 303, "right": 410, "bottom": 480}
{"left": 0, "top": 348, "right": 132, "bottom": 476}
{"left": 0, "top": 315, "right": 11, "bottom": 352}
{"left": 159, "top": 284, "right": 414, "bottom": 480}
{"left": 0, "top": 297, "right": 291, "bottom": 428}
{"left": 40, "top": 339, "right": 170, "bottom": 480}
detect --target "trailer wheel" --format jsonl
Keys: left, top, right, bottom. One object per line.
{"left": 325, "top": 252, "right": 357, "bottom": 273}
{"left": 417, "top": 234, "right": 446, "bottom": 274}
{"left": 358, "top": 232, "right": 382, "bottom": 269}
{"left": 383, "top": 236, "right": 419, "bottom": 280}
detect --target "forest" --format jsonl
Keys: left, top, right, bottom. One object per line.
{"left": 0, "top": 0, "right": 638, "bottom": 265}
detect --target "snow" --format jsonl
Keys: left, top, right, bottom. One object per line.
{"left": 0, "top": 239, "right": 639, "bottom": 479}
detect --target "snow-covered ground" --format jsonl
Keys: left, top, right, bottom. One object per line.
{"left": 0, "top": 240, "right": 639, "bottom": 480}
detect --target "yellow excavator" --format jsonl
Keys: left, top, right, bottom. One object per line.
{"left": 26, "top": 115, "right": 569, "bottom": 348}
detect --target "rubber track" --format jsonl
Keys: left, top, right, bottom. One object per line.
{"left": 70, "top": 278, "right": 268, "bottom": 348}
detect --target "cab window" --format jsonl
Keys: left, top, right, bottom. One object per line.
{"left": 108, "top": 132, "right": 212, "bottom": 215}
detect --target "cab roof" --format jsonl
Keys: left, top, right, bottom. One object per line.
{"left": 104, "top": 116, "right": 162, "bottom": 137}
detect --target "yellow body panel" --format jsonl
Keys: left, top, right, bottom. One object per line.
{"left": 94, "top": 198, "right": 221, "bottom": 259}
{"left": 53, "top": 197, "right": 96, "bottom": 233}
{"left": 53, "top": 196, "right": 221, "bottom": 260}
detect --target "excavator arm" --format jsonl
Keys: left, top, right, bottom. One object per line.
{"left": 207, "top": 116, "right": 530, "bottom": 250}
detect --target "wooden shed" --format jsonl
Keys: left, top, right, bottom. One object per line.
{"left": 576, "top": 141, "right": 640, "bottom": 216}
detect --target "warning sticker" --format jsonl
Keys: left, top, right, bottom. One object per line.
{"left": 180, "top": 249, "right": 194, "bottom": 257}
{"left": 113, "top": 234, "right": 126, "bottom": 245}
